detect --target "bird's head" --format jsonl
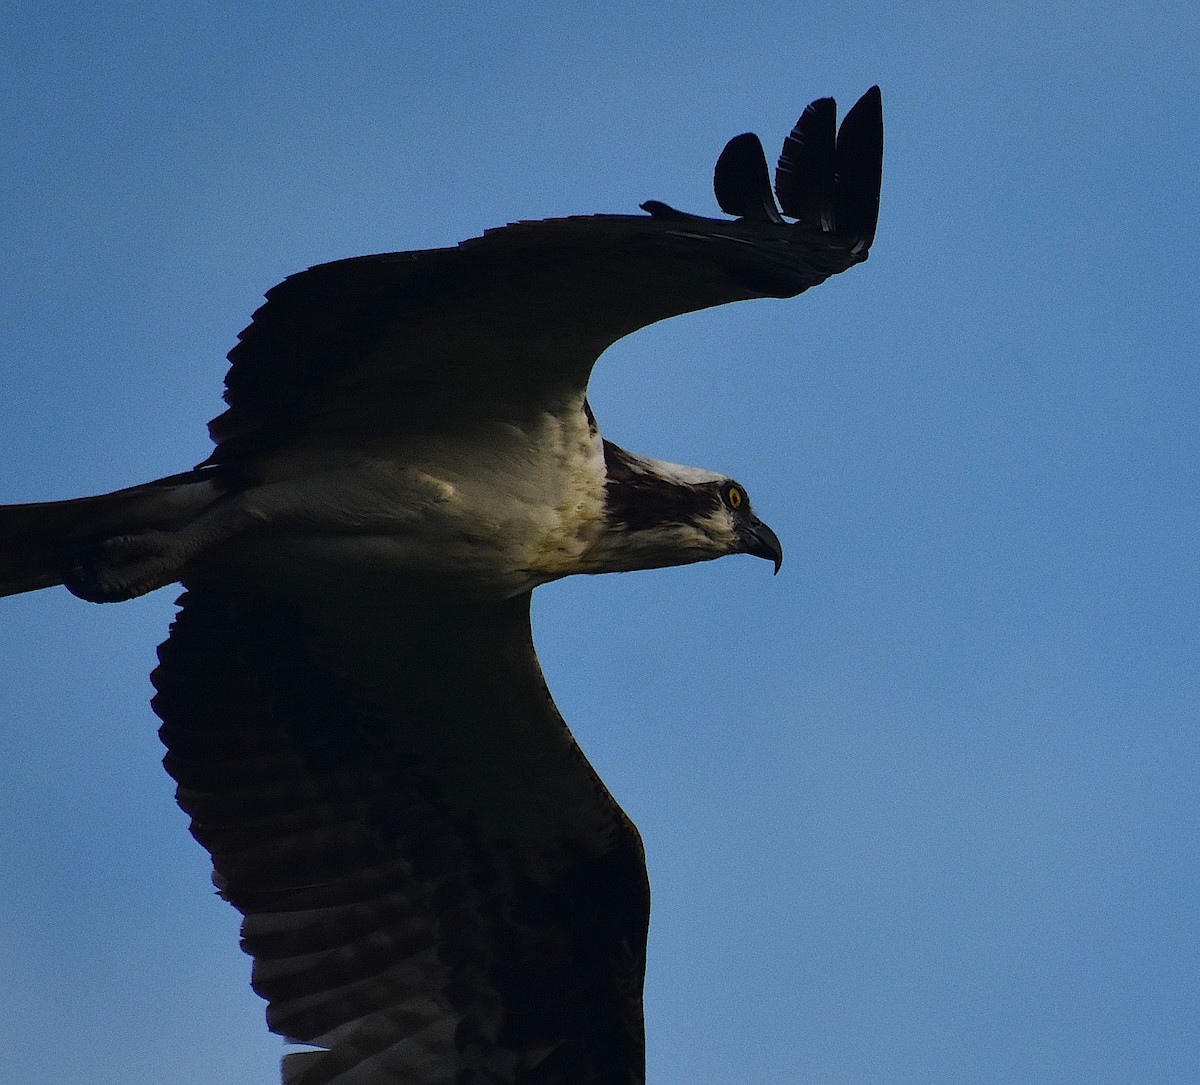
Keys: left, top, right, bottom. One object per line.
{"left": 584, "top": 442, "right": 783, "bottom": 576}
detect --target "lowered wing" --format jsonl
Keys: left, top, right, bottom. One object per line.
{"left": 153, "top": 574, "right": 649, "bottom": 1085}
{"left": 207, "top": 87, "right": 882, "bottom": 464}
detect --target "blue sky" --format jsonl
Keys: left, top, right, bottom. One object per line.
{"left": 1, "top": 5, "right": 1196, "bottom": 1084}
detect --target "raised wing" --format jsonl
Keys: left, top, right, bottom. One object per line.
{"left": 153, "top": 577, "right": 649, "bottom": 1085}
{"left": 206, "top": 87, "right": 882, "bottom": 465}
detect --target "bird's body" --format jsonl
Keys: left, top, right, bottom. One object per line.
{"left": 168, "top": 393, "right": 613, "bottom": 603}
{"left": 0, "top": 88, "right": 882, "bottom": 1084}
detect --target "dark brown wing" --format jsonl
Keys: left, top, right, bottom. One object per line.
{"left": 205, "top": 88, "right": 882, "bottom": 466}
{"left": 152, "top": 577, "right": 649, "bottom": 1085}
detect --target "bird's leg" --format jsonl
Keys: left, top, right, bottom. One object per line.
{"left": 64, "top": 460, "right": 441, "bottom": 603}
{"left": 65, "top": 495, "right": 269, "bottom": 603}
{"left": 65, "top": 530, "right": 178, "bottom": 602}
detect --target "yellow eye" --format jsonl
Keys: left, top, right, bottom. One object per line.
{"left": 727, "top": 486, "right": 743, "bottom": 510}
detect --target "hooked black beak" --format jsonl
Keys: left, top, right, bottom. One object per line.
{"left": 740, "top": 514, "right": 783, "bottom": 574}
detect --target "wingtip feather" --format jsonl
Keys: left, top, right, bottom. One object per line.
{"left": 834, "top": 86, "right": 884, "bottom": 253}
{"left": 775, "top": 96, "right": 837, "bottom": 228}
{"left": 713, "top": 132, "right": 784, "bottom": 223}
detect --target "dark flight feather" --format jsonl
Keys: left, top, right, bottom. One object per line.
{"left": 775, "top": 86, "right": 883, "bottom": 254}
{"left": 713, "top": 132, "right": 785, "bottom": 222}
{"left": 775, "top": 95, "right": 837, "bottom": 228}
{"left": 834, "top": 84, "right": 884, "bottom": 253}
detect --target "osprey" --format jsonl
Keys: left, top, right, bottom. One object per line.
{"left": 1, "top": 89, "right": 882, "bottom": 1084}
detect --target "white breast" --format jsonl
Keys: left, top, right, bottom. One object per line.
{"left": 226, "top": 395, "right": 608, "bottom": 601}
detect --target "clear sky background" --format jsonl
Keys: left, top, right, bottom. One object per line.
{"left": 1, "top": 5, "right": 1196, "bottom": 1085}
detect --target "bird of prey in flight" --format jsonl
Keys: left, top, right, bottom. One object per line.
{"left": 1, "top": 88, "right": 882, "bottom": 1085}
